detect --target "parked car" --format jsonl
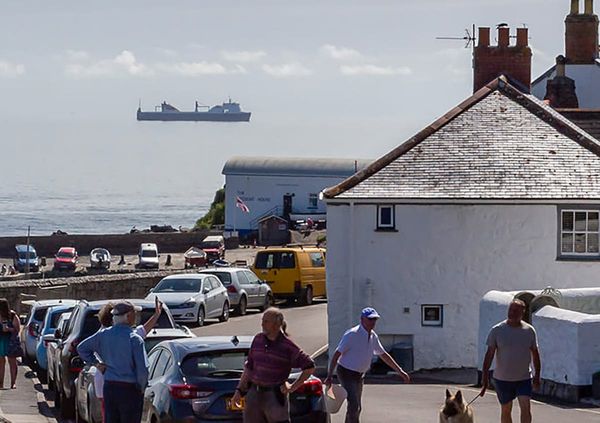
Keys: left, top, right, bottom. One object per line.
{"left": 199, "top": 267, "right": 273, "bottom": 316}
{"left": 200, "top": 235, "right": 225, "bottom": 262}
{"left": 89, "top": 248, "right": 111, "bottom": 270}
{"left": 145, "top": 273, "right": 229, "bottom": 326}
{"left": 142, "top": 336, "right": 328, "bottom": 423}
{"left": 138, "top": 243, "right": 159, "bottom": 269}
{"left": 13, "top": 244, "right": 39, "bottom": 272}
{"left": 75, "top": 326, "right": 195, "bottom": 423}
{"left": 47, "top": 312, "right": 71, "bottom": 393}
{"left": 35, "top": 304, "right": 76, "bottom": 382}
{"left": 251, "top": 247, "right": 326, "bottom": 305}
{"left": 52, "top": 299, "right": 178, "bottom": 419}
{"left": 20, "top": 299, "right": 77, "bottom": 367}
{"left": 53, "top": 247, "right": 78, "bottom": 271}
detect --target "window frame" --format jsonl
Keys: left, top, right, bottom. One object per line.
{"left": 557, "top": 206, "right": 600, "bottom": 260}
{"left": 421, "top": 304, "right": 443, "bottom": 327}
{"left": 308, "top": 193, "right": 318, "bottom": 209}
{"left": 376, "top": 205, "right": 396, "bottom": 230}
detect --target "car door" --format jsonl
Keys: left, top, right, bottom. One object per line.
{"left": 208, "top": 276, "right": 226, "bottom": 316}
{"left": 239, "top": 271, "right": 259, "bottom": 307}
{"left": 142, "top": 348, "right": 164, "bottom": 422}
{"left": 144, "top": 347, "right": 174, "bottom": 421}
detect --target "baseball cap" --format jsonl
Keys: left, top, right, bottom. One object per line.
{"left": 111, "top": 301, "right": 142, "bottom": 316}
{"left": 361, "top": 307, "right": 380, "bottom": 319}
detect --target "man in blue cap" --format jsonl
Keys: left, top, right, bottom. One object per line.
{"left": 325, "top": 307, "right": 410, "bottom": 423}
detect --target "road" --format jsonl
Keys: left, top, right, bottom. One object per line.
{"left": 330, "top": 382, "right": 600, "bottom": 422}
{"left": 190, "top": 301, "right": 328, "bottom": 356}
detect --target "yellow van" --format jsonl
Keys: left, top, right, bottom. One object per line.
{"left": 251, "top": 246, "right": 326, "bottom": 305}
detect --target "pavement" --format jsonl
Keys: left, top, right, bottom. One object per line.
{"left": 0, "top": 363, "right": 55, "bottom": 423}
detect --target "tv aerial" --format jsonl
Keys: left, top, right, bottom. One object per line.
{"left": 436, "top": 24, "right": 477, "bottom": 49}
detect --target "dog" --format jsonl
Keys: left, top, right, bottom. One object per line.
{"left": 439, "top": 389, "right": 474, "bottom": 423}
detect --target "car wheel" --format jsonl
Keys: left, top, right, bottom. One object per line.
{"left": 60, "top": 391, "right": 76, "bottom": 419}
{"left": 22, "top": 354, "right": 34, "bottom": 368}
{"left": 219, "top": 302, "right": 230, "bottom": 322}
{"left": 260, "top": 293, "right": 274, "bottom": 311}
{"left": 236, "top": 296, "right": 247, "bottom": 316}
{"left": 197, "top": 306, "right": 206, "bottom": 327}
{"left": 300, "top": 286, "right": 313, "bottom": 306}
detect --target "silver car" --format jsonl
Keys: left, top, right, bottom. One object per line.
{"left": 199, "top": 267, "right": 274, "bottom": 316}
{"left": 146, "top": 274, "right": 229, "bottom": 326}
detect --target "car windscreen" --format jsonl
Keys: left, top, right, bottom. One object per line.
{"left": 144, "top": 336, "right": 182, "bottom": 352}
{"left": 57, "top": 251, "right": 74, "bottom": 258}
{"left": 202, "top": 272, "right": 232, "bottom": 285}
{"left": 154, "top": 278, "right": 201, "bottom": 293}
{"left": 141, "top": 250, "right": 157, "bottom": 258}
{"left": 201, "top": 241, "right": 221, "bottom": 249}
{"left": 18, "top": 251, "right": 36, "bottom": 259}
{"left": 137, "top": 308, "right": 173, "bottom": 329}
{"left": 50, "top": 309, "right": 73, "bottom": 329}
{"left": 254, "top": 252, "right": 296, "bottom": 269}
{"left": 181, "top": 350, "right": 248, "bottom": 378}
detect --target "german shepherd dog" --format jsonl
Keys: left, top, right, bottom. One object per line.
{"left": 439, "top": 389, "right": 474, "bottom": 423}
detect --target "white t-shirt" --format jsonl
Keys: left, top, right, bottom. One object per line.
{"left": 336, "top": 324, "right": 386, "bottom": 374}
{"left": 93, "top": 325, "right": 147, "bottom": 398}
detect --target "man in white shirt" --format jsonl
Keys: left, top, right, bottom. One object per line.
{"left": 325, "top": 307, "right": 410, "bottom": 423}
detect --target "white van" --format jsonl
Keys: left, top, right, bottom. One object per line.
{"left": 138, "top": 243, "right": 159, "bottom": 269}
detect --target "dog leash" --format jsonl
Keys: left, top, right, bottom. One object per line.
{"left": 466, "top": 394, "right": 482, "bottom": 407}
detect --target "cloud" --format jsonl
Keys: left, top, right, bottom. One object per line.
{"left": 157, "top": 61, "right": 246, "bottom": 76}
{"left": 0, "top": 61, "right": 25, "bottom": 77}
{"left": 340, "top": 64, "right": 412, "bottom": 76}
{"left": 221, "top": 50, "right": 267, "bottom": 63}
{"left": 65, "top": 50, "right": 152, "bottom": 77}
{"left": 262, "top": 63, "right": 312, "bottom": 77}
{"left": 65, "top": 50, "right": 91, "bottom": 61}
{"left": 321, "top": 44, "right": 363, "bottom": 61}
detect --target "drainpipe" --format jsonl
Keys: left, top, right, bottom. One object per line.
{"left": 349, "top": 201, "right": 355, "bottom": 328}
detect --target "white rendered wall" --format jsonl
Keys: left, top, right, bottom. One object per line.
{"left": 532, "top": 63, "right": 600, "bottom": 108}
{"left": 326, "top": 203, "right": 600, "bottom": 369}
{"left": 224, "top": 174, "right": 346, "bottom": 231}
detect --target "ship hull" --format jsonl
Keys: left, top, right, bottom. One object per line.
{"left": 137, "top": 111, "right": 251, "bottom": 122}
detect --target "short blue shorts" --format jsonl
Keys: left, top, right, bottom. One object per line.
{"left": 493, "top": 378, "right": 532, "bottom": 404}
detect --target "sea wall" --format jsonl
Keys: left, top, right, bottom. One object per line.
{"left": 1, "top": 270, "right": 195, "bottom": 315}
{"left": 0, "top": 231, "right": 232, "bottom": 258}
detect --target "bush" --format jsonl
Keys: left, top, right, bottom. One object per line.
{"left": 195, "top": 188, "right": 225, "bottom": 229}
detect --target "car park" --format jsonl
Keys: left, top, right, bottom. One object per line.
{"left": 53, "top": 247, "right": 78, "bottom": 271}
{"left": 47, "top": 312, "right": 71, "bottom": 393}
{"left": 35, "top": 304, "right": 76, "bottom": 382}
{"left": 138, "top": 243, "right": 159, "bottom": 269}
{"left": 199, "top": 267, "right": 273, "bottom": 316}
{"left": 52, "top": 299, "right": 178, "bottom": 419}
{"left": 20, "top": 299, "right": 77, "bottom": 367}
{"left": 142, "top": 336, "right": 328, "bottom": 423}
{"left": 146, "top": 273, "right": 229, "bottom": 326}
{"left": 74, "top": 326, "right": 195, "bottom": 423}
{"left": 251, "top": 247, "right": 326, "bottom": 305}
{"left": 200, "top": 235, "right": 225, "bottom": 262}
{"left": 89, "top": 248, "right": 111, "bottom": 270}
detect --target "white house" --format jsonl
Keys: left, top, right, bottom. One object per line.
{"left": 479, "top": 289, "right": 600, "bottom": 401}
{"left": 222, "top": 157, "right": 370, "bottom": 237}
{"left": 322, "top": 76, "right": 600, "bottom": 370}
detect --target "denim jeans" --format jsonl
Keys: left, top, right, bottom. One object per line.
{"left": 103, "top": 381, "right": 143, "bottom": 423}
{"left": 337, "top": 365, "right": 365, "bottom": 423}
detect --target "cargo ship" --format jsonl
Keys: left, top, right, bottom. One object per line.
{"left": 137, "top": 99, "right": 251, "bottom": 122}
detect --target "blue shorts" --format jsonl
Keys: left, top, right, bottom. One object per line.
{"left": 493, "top": 378, "right": 532, "bottom": 404}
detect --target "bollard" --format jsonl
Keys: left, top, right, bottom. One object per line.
{"left": 165, "top": 254, "right": 172, "bottom": 266}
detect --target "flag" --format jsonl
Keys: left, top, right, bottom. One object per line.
{"left": 235, "top": 196, "right": 250, "bottom": 213}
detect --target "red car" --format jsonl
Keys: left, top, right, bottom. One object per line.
{"left": 53, "top": 247, "right": 78, "bottom": 271}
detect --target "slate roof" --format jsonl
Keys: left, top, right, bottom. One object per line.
{"left": 323, "top": 76, "right": 600, "bottom": 201}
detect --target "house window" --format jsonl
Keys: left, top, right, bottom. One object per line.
{"left": 377, "top": 205, "right": 395, "bottom": 229}
{"left": 560, "top": 209, "right": 599, "bottom": 256}
{"left": 308, "top": 193, "right": 318, "bottom": 209}
{"left": 421, "top": 305, "right": 443, "bottom": 327}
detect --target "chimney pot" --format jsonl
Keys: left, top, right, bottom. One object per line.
{"left": 572, "top": 0, "right": 580, "bottom": 14}
{"left": 516, "top": 28, "right": 528, "bottom": 47}
{"left": 585, "top": 0, "right": 594, "bottom": 14}
{"left": 556, "top": 55, "right": 567, "bottom": 77}
{"left": 498, "top": 27, "right": 510, "bottom": 47}
{"left": 479, "top": 27, "right": 490, "bottom": 47}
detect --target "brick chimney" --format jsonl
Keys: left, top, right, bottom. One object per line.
{"left": 544, "top": 55, "right": 579, "bottom": 108}
{"left": 473, "top": 26, "right": 532, "bottom": 93}
{"left": 565, "top": 0, "right": 599, "bottom": 64}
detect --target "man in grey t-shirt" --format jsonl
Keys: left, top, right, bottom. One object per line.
{"left": 480, "top": 299, "right": 541, "bottom": 423}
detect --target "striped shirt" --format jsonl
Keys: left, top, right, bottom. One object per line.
{"left": 246, "top": 332, "right": 314, "bottom": 386}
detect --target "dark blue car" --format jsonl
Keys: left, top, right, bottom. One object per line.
{"left": 143, "top": 336, "right": 328, "bottom": 422}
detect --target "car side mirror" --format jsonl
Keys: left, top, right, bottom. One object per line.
{"left": 149, "top": 288, "right": 154, "bottom": 293}
{"left": 42, "top": 333, "right": 56, "bottom": 343}
{"left": 203, "top": 287, "right": 210, "bottom": 294}
{"left": 54, "top": 328, "right": 62, "bottom": 339}
{"left": 19, "top": 315, "right": 27, "bottom": 325}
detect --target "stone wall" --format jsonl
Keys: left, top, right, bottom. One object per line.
{"left": 0, "top": 231, "right": 224, "bottom": 258}
{"left": 0, "top": 270, "right": 195, "bottom": 315}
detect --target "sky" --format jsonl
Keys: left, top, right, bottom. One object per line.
{"left": 0, "top": 0, "right": 577, "bottom": 226}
